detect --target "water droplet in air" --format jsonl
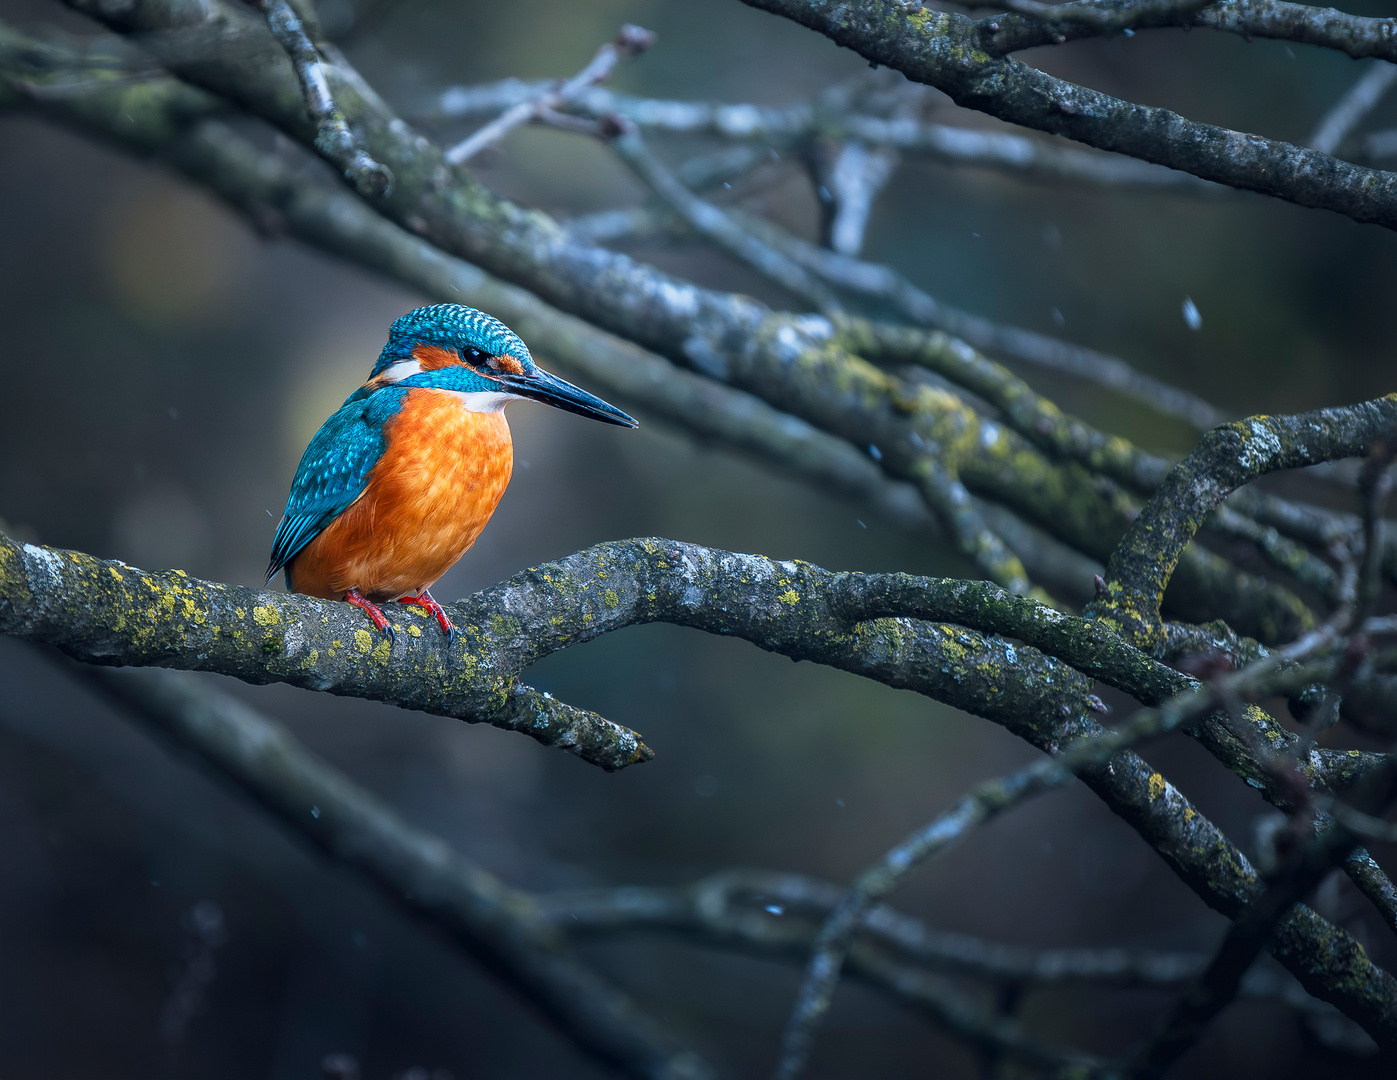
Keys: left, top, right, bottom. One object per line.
{"left": 1182, "top": 297, "right": 1202, "bottom": 331}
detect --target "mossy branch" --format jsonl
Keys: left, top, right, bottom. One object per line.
{"left": 739, "top": 0, "right": 1397, "bottom": 230}
{"left": 3, "top": 528, "right": 1394, "bottom": 1041}
{"left": 1092, "top": 397, "right": 1397, "bottom": 651}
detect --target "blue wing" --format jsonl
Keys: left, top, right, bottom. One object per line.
{"left": 266, "top": 387, "right": 407, "bottom": 585}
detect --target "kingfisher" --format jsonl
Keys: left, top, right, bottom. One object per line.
{"left": 266, "top": 304, "right": 637, "bottom": 642}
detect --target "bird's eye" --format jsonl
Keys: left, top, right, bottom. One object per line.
{"left": 461, "top": 347, "right": 485, "bottom": 364}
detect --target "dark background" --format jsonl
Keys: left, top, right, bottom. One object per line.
{"left": 1, "top": 0, "right": 1395, "bottom": 1077}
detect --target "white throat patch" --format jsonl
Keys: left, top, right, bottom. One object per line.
{"left": 378, "top": 359, "right": 423, "bottom": 382}
{"left": 447, "top": 390, "right": 518, "bottom": 413}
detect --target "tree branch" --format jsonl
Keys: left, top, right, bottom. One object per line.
{"left": 1089, "top": 397, "right": 1397, "bottom": 650}
{"left": 47, "top": 0, "right": 1320, "bottom": 642}
{"left": 773, "top": 612, "right": 1360, "bottom": 1078}
{"left": 83, "top": 666, "right": 712, "bottom": 1080}
{"left": 739, "top": 0, "right": 1397, "bottom": 230}
{"left": 4, "top": 529, "right": 1393, "bottom": 1045}
{"left": 252, "top": 0, "right": 391, "bottom": 196}
{"left": 443, "top": 23, "right": 654, "bottom": 165}
{"left": 982, "top": 0, "right": 1397, "bottom": 60}
{"left": 0, "top": 18, "right": 1114, "bottom": 606}
{"left": 1308, "top": 60, "right": 1397, "bottom": 157}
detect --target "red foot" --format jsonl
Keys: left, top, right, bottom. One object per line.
{"left": 398, "top": 589, "right": 458, "bottom": 643}
{"left": 345, "top": 587, "right": 395, "bottom": 643}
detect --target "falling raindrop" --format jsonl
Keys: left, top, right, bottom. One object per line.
{"left": 1182, "top": 297, "right": 1202, "bottom": 331}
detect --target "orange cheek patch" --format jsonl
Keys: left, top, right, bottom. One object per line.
{"left": 490, "top": 354, "right": 526, "bottom": 375}
{"left": 412, "top": 344, "right": 463, "bottom": 371}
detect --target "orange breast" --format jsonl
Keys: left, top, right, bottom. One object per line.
{"left": 289, "top": 389, "right": 513, "bottom": 602}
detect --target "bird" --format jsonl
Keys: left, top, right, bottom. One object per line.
{"left": 266, "top": 303, "right": 637, "bottom": 642}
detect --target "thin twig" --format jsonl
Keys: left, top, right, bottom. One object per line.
{"left": 609, "top": 124, "right": 842, "bottom": 310}
{"left": 818, "top": 138, "right": 899, "bottom": 256}
{"left": 1309, "top": 61, "right": 1397, "bottom": 156}
{"left": 771, "top": 627, "right": 1343, "bottom": 1079}
{"left": 254, "top": 0, "right": 391, "bottom": 196}
{"left": 579, "top": 158, "right": 1226, "bottom": 432}
{"left": 429, "top": 80, "right": 1221, "bottom": 190}
{"left": 538, "top": 870, "right": 1374, "bottom": 1051}
{"left": 443, "top": 24, "right": 655, "bottom": 165}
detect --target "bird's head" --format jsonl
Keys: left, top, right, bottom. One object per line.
{"left": 368, "top": 304, "right": 637, "bottom": 427}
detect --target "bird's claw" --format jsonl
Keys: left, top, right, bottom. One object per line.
{"left": 398, "top": 590, "right": 458, "bottom": 645}
{"left": 345, "top": 588, "right": 396, "bottom": 644}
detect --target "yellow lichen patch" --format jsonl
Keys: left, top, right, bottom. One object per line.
{"left": 408, "top": 624, "right": 422, "bottom": 638}
{"left": 1148, "top": 772, "right": 1167, "bottom": 801}
{"left": 1184, "top": 807, "right": 1196, "bottom": 824}
{"left": 252, "top": 605, "right": 281, "bottom": 628}
{"left": 300, "top": 649, "right": 319, "bottom": 670}
{"left": 372, "top": 637, "right": 392, "bottom": 662}
{"left": 778, "top": 589, "right": 800, "bottom": 605}
{"left": 354, "top": 628, "right": 373, "bottom": 653}
{"left": 234, "top": 607, "right": 246, "bottom": 619}
{"left": 108, "top": 566, "right": 124, "bottom": 582}
{"left": 603, "top": 589, "right": 620, "bottom": 608}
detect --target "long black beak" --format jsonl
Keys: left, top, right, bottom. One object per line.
{"left": 502, "top": 367, "right": 638, "bottom": 428}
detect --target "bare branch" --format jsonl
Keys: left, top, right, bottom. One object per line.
{"left": 84, "top": 666, "right": 713, "bottom": 1080}
{"left": 1309, "top": 61, "right": 1397, "bottom": 156}
{"left": 1139, "top": 757, "right": 1397, "bottom": 1076}
{"left": 576, "top": 197, "right": 1227, "bottom": 431}
{"left": 990, "top": 0, "right": 1219, "bottom": 32}
{"left": 982, "top": 0, "right": 1397, "bottom": 59}
{"left": 818, "top": 138, "right": 899, "bottom": 255}
{"left": 772, "top": 618, "right": 1355, "bottom": 1079}
{"left": 443, "top": 23, "right": 655, "bottom": 166}
{"left": 1090, "top": 398, "right": 1397, "bottom": 651}
{"left": 252, "top": 0, "right": 391, "bottom": 196}
{"left": 0, "top": 28, "right": 1112, "bottom": 610}
{"left": 608, "top": 126, "right": 1034, "bottom": 593}
{"left": 545, "top": 870, "right": 1374, "bottom": 1056}
{"left": 51, "top": 0, "right": 1321, "bottom": 644}
{"left": 740, "top": 0, "right": 1397, "bottom": 230}
{"left": 3, "top": 532, "right": 1392, "bottom": 1043}
{"left": 431, "top": 78, "right": 1224, "bottom": 191}
{"left": 608, "top": 125, "right": 842, "bottom": 310}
